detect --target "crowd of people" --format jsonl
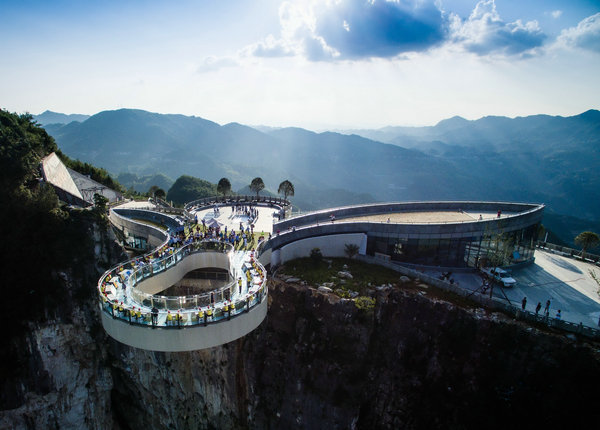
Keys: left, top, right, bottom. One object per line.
{"left": 98, "top": 203, "right": 271, "bottom": 328}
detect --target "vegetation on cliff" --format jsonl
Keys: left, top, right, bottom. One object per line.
{"left": 0, "top": 110, "right": 113, "bottom": 409}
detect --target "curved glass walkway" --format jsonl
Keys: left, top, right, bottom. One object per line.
{"left": 97, "top": 236, "right": 268, "bottom": 351}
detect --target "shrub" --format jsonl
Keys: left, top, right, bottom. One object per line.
{"left": 354, "top": 296, "right": 376, "bottom": 311}
{"left": 310, "top": 248, "right": 323, "bottom": 265}
{"left": 344, "top": 243, "right": 359, "bottom": 259}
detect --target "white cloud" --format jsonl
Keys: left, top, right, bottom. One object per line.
{"left": 197, "top": 56, "right": 238, "bottom": 73}
{"left": 551, "top": 10, "right": 562, "bottom": 19}
{"left": 556, "top": 13, "right": 600, "bottom": 53}
{"left": 243, "top": 34, "right": 296, "bottom": 58}
{"left": 450, "top": 0, "right": 546, "bottom": 57}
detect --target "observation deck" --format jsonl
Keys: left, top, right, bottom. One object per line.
{"left": 98, "top": 214, "right": 269, "bottom": 351}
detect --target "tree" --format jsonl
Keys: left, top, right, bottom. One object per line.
{"left": 217, "top": 177, "right": 232, "bottom": 197}
{"left": 249, "top": 177, "right": 265, "bottom": 198}
{"left": 93, "top": 193, "right": 108, "bottom": 211}
{"left": 310, "top": 248, "right": 323, "bottom": 266}
{"left": 154, "top": 188, "right": 166, "bottom": 199}
{"left": 574, "top": 231, "right": 600, "bottom": 260}
{"left": 148, "top": 185, "right": 160, "bottom": 197}
{"left": 278, "top": 179, "right": 294, "bottom": 200}
{"left": 344, "top": 243, "right": 359, "bottom": 259}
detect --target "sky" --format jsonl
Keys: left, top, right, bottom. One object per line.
{"left": 1, "top": 0, "right": 599, "bottom": 129}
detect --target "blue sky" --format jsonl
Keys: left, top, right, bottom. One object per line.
{"left": 1, "top": 0, "right": 599, "bottom": 128}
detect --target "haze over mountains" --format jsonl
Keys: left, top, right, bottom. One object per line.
{"left": 38, "top": 108, "right": 600, "bottom": 246}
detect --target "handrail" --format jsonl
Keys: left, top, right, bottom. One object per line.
{"left": 127, "top": 242, "right": 235, "bottom": 310}
{"left": 356, "top": 255, "right": 600, "bottom": 339}
{"left": 281, "top": 201, "right": 544, "bottom": 225}
{"left": 184, "top": 195, "right": 291, "bottom": 212}
{"left": 98, "top": 240, "right": 233, "bottom": 307}
{"left": 536, "top": 241, "right": 600, "bottom": 263}
{"left": 97, "top": 239, "right": 268, "bottom": 328}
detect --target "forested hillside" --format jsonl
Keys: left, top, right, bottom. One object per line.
{"left": 0, "top": 109, "right": 117, "bottom": 410}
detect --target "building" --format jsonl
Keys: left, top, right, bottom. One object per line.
{"left": 266, "top": 201, "right": 544, "bottom": 269}
{"left": 40, "top": 152, "right": 122, "bottom": 207}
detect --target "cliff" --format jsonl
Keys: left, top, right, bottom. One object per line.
{"left": 2, "top": 272, "right": 600, "bottom": 429}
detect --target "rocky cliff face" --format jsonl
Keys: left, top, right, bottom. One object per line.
{"left": 0, "top": 222, "right": 121, "bottom": 430}
{"left": 107, "top": 278, "right": 600, "bottom": 429}
{"left": 2, "top": 269, "right": 600, "bottom": 429}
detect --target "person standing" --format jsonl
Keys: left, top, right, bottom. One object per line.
{"left": 521, "top": 297, "right": 527, "bottom": 310}
{"left": 535, "top": 302, "right": 541, "bottom": 315}
{"left": 544, "top": 299, "right": 551, "bottom": 316}
{"left": 151, "top": 307, "right": 158, "bottom": 326}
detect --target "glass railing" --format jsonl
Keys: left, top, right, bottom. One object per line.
{"left": 98, "top": 239, "right": 268, "bottom": 328}
{"left": 99, "top": 284, "right": 267, "bottom": 328}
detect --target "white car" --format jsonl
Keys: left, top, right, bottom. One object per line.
{"left": 481, "top": 267, "right": 517, "bottom": 288}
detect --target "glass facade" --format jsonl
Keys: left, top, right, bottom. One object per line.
{"left": 366, "top": 223, "right": 539, "bottom": 268}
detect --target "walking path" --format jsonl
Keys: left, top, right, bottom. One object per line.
{"left": 423, "top": 250, "right": 600, "bottom": 328}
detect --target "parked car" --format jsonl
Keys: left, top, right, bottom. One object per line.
{"left": 481, "top": 267, "right": 517, "bottom": 288}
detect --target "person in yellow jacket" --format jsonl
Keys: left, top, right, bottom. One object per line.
{"left": 166, "top": 310, "right": 173, "bottom": 326}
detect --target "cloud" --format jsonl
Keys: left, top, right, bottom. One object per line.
{"left": 312, "top": 0, "right": 446, "bottom": 59}
{"left": 556, "top": 13, "right": 600, "bottom": 53}
{"left": 197, "top": 56, "right": 238, "bottom": 73}
{"left": 243, "top": 0, "right": 446, "bottom": 61}
{"left": 450, "top": 0, "right": 546, "bottom": 57}
{"left": 551, "top": 10, "right": 562, "bottom": 19}
{"left": 243, "top": 0, "right": 548, "bottom": 61}
{"left": 244, "top": 34, "right": 296, "bottom": 58}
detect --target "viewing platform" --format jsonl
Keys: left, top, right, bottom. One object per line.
{"left": 98, "top": 200, "right": 271, "bottom": 351}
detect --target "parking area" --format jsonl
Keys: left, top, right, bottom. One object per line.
{"left": 424, "top": 250, "right": 600, "bottom": 328}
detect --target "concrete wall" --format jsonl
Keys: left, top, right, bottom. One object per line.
{"left": 272, "top": 233, "right": 367, "bottom": 266}
{"left": 135, "top": 251, "right": 232, "bottom": 295}
{"left": 109, "top": 209, "right": 172, "bottom": 248}
{"left": 276, "top": 201, "right": 543, "bottom": 232}
{"left": 269, "top": 204, "right": 543, "bottom": 253}
{"left": 100, "top": 295, "right": 268, "bottom": 352}
{"left": 258, "top": 248, "right": 272, "bottom": 267}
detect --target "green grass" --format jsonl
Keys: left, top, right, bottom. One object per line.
{"left": 281, "top": 257, "right": 401, "bottom": 296}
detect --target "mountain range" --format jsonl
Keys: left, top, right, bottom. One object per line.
{"left": 37, "top": 108, "right": 600, "bottom": 246}
{"left": 34, "top": 110, "right": 90, "bottom": 125}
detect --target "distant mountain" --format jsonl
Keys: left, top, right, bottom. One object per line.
{"left": 44, "top": 108, "right": 600, "bottom": 246}
{"left": 34, "top": 110, "right": 90, "bottom": 126}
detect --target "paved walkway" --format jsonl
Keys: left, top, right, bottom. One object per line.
{"left": 192, "top": 204, "right": 276, "bottom": 235}
{"left": 104, "top": 247, "right": 263, "bottom": 326}
{"left": 113, "top": 199, "right": 157, "bottom": 210}
{"left": 423, "top": 250, "right": 600, "bottom": 328}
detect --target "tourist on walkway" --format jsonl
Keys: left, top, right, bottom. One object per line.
{"left": 151, "top": 307, "right": 158, "bottom": 326}
{"left": 521, "top": 296, "right": 527, "bottom": 310}
{"left": 544, "top": 299, "right": 551, "bottom": 316}
{"left": 535, "top": 302, "right": 541, "bottom": 315}
{"left": 555, "top": 310, "right": 562, "bottom": 320}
